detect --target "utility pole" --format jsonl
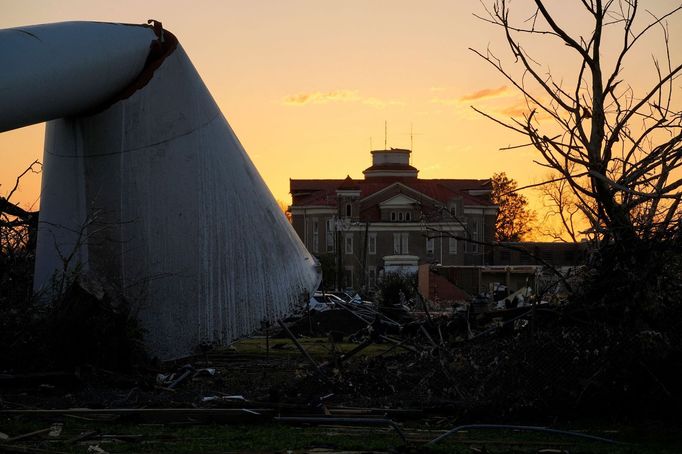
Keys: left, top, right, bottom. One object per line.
{"left": 361, "top": 221, "right": 369, "bottom": 289}
{"left": 336, "top": 201, "right": 343, "bottom": 291}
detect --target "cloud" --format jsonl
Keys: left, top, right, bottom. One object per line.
{"left": 497, "top": 99, "right": 551, "bottom": 120}
{"left": 459, "top": 85, "right": 511, "bottom": 102}
{"left": 430, "top": 87, "right": 510, "bottom": 107}
{"left": 499, "top": 102, "right": 532, "bottom": 117}
{"left": 429, "top": 87, "right": 551, "bottom": 122}
{"left": 283, "top": 90, "right": 360, "bottom": 105}
{"left": 282, "top": 90, "right": 403, "bottom": 109}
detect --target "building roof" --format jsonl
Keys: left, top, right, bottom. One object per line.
{"left": 370, "top": 148, "right": 411, "bottom": 154}
{"left": 362, "top": 163, "right": 419, "bottom": 173}
{"left": 290, "top": 177, "right": 493, "bottom": 207}
{"left": 337, "top": 175, "right": 360, "bottom": 190}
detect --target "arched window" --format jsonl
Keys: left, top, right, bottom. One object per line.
{"left": 345, "top": 203, "right": 352, "bottom": 217}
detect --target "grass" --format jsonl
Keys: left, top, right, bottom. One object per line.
{"left": 230, "top": 336, "right": 402, "bottom": 359}
{"left": 0, "top": 419, "right": 399, "bottom": 453}
{"left": 3, "top": 339, "right": 680, "bottom": 452}
{"left": 2, "top": 417, "right": 681, "bottom": 453}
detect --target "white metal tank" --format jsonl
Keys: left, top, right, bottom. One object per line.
{"left": 0, "top": 21, "right": 320, "bottom": 359}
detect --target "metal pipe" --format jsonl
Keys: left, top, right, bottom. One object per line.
{"left": 277, "top": 319, "right": 324, "bottom": 376}
{"left": 0, "top": 22, "right": 156, "bottom": 132}
{"left": 427, "top": 424, "right": 621, "bottom": 446}
{"left": 274, "top": 416, "right": 407, "bottom": 444}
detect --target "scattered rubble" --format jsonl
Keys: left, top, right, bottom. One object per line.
{"left": 1, "top": 264, "right": 681, "bottom": 452}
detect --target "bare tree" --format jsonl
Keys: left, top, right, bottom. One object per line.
{"left": 0, "top": 160, "right": 41, "bottom": 256}
{"left": 536, "top": 169, "right": 594, "bottom": 243}
{"left": 474, "top": 0, "right": 682, "bottom": 247}
{"left": 1, "top": 160, "right": 41, "bottom": 308}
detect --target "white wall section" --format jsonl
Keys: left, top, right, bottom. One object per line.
{"left": 0, "top": 21, "right": 320, "bottom": 359}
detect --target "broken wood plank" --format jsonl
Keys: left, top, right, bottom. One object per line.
{"left": 0, "top": 408, "right": 273, "bottom": 424}
{"left": 319, "top": 337, "right": 374, "bottom": 369}
{"left": 378, "top": 335, "right": 420, "bottom": 353}
{"left": 7, "top": 428, "right": 52, "bottom": 442}
{"left": 167, "top": 369, "right": 192, "bottom": 389}
{"left": 0, "top": 445, "right": 69, "bottom": 454}
{"left": 66, "top": 430, "right": 99, "bottom": 444}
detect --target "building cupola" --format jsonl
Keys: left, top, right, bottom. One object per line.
{"left": 362, "top": 148, "right": 418, "bottom": 179}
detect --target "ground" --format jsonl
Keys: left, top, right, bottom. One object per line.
{"left": 2, "top": 337, "right": 681, "bottom": 453}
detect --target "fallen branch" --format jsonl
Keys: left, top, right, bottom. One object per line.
{"left": 277, "top": 319, "right": 325, "bottom": 377}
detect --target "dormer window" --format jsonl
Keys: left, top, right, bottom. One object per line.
{"left": 389, "top": 210, "right": 412, "bottom": 222}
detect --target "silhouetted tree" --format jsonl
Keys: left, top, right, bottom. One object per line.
{"left": 474, "top": 0, "right": 682, "bottom": 247}
{"left": 491, "top": 172, "right": 535, "bottom": 241}
{"left": 276, "top": 199, "right": 292, "bottom": 223}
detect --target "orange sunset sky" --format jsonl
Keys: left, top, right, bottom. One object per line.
{"left": 2, "top": 1, "right": 681, "bottom": 237}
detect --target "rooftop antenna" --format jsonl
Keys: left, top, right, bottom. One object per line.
{"left": 384, "top": 120, "right": 387, "bottom": 150}
{"left": 410, "top": 123, "right": 413, "bottom": 151}
{"left": 370, "top": 137, "right": 373, "bottom": 150}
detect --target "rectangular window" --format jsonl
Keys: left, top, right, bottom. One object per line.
{"left": 344, "top": 266, "right": 353, "bottom": 289}
{"left": 368, "top": 233, "right": 377, "bottom": 255}
{"left": 368, "top": 266, "right": 377, "bottom": 288}
{"left": 426, "top": 237, "right": 434, "bottom": 255}
{"left": 311, "top": 218, "right": 319, "bottom": 253}
{"left": 345, "top": 233, "right": 353, "bottom": 255}
{"left": 470, "top": 220, "right": 479, "bottom": 253}
{"left": 448, "top": 237, "right": 457, "bottom": 254}
{"left": 326, "top": 218, "right": 335, "bottom": 252}
{"left": 393, "top": 233, "right": 409, "bottom": 254}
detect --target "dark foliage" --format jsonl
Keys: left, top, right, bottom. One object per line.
{"left": 0, "top": 277, "right": 147, "bottom": 373}
{"left": 48, "top": 281, "right": 148, "bottom": 371}
{"left": 578, "top": 238, "right": 682, "bottom": 330}
{"left": 376, "top": 272, "right": 416, "bottom": 307}
{"left": 316, "top": 253, "right": 337, "bottom": 291}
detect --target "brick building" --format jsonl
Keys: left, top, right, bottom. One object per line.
{"left": 289, "top": 148, "right": 498, "bottom": 290}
